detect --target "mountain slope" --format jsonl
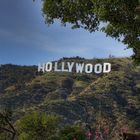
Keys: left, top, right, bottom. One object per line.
{"left": 0, "top": 57, "right": 140, "bottom": 131}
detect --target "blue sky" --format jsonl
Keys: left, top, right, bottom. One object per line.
{"left": 0, "top": 0, "right": 133, "bottom": 65}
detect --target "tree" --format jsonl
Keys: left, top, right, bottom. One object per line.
{"left": 61, "top": 77, "right": 74, "bottom": 91}
{"left": 40, "top": 0, "right": 140, "bottom": 62}
{"left": 16, "top": 112, "right": 60, "bottom": 140}
{"left": 0, "top": 108, "right": 16, "bottom": 140}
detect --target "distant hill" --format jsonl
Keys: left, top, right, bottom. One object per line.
{"left": 0, "top": 57, "right": 140, "bottom": 132}
{"left": 0, "top": 64, "right": 38, "bottom": 93}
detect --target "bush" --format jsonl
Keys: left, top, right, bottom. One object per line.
{"left": 61, "top": 77, "right": 74, "bottom": 91}
{"left": 16, "top": 112, "right": 60, "bottom": 140}
{"left": 58, "top": 125, "right": 86, "bottom": 140}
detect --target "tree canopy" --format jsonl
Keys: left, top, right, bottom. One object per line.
{"left": 16, "top": 112, "right": 60, "bottom": 140}
{"left": 40, "top": 0, "right": 140, "bottom": 62}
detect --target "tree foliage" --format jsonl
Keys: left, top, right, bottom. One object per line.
{"left": 16, "top": 112, "right": 60, "bottom": 140}
{"left": 61, "top": 77, "right": 74, "bottom": 91}
{"left": 41, "top": 0, "right": 140, "bottom": 62}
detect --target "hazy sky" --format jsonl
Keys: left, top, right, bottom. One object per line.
{"left": 0, "top": 0, "right": 133, "bottom": 65}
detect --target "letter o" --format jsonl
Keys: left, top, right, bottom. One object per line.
{"left": 85, "top": 64, "right": 93, "bottom": 73}
{"left": 45, "top": 62, "right": 52, "bottom": 72}
{"left": 94, "top": 64, "right": 102, "bottom": 74}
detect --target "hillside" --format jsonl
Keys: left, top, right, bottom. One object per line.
{"left": 0, "top": 57, "right": 140, "bottom": 139}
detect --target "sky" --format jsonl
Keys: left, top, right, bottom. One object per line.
{"left": 0, "top": 0, "right": 133, "bottom": 65}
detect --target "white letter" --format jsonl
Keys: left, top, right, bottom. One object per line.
{"left": 38, "top": 63, "right": 45, "bottom": 72}
{"left": 54, "top": 62, "right": 61, "bottom": 72}
{"left": 94, "top": 64, "right": 102, "bottom": 74}
{"left": 85, "top": 64, "right": 93, "bottom": 73}
{"left": 45, "top": 62, "right": 52, "bottom": 72}
{"left": 62, "top": 62, "right": 68, "bottom": 72}
{"left": 103, "top": 63, "right": 111, "bottom": 73}
{"left": 67, "top": 62, "right": 74, "bottom": 72}
{"left": 76, "top": 63, "right": 84, "bottom": 73}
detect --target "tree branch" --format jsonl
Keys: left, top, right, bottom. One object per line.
{"left": 0, "top": 127, "right": 14, "bottom": 134}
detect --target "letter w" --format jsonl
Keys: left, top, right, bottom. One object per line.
{"left": 76, "top": 63, "right": 84, "bottom": 73}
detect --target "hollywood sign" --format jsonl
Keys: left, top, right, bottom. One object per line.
{"left": 38, "top": 62, "right": 111, "bottom": 74}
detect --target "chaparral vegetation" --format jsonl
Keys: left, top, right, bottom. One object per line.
{"left": 0, "top": 57, "right": 140, "bottom": 140}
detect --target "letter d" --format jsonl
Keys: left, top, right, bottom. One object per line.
{"left": 103, "top": 63, "right": 111, "bottom": 73}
